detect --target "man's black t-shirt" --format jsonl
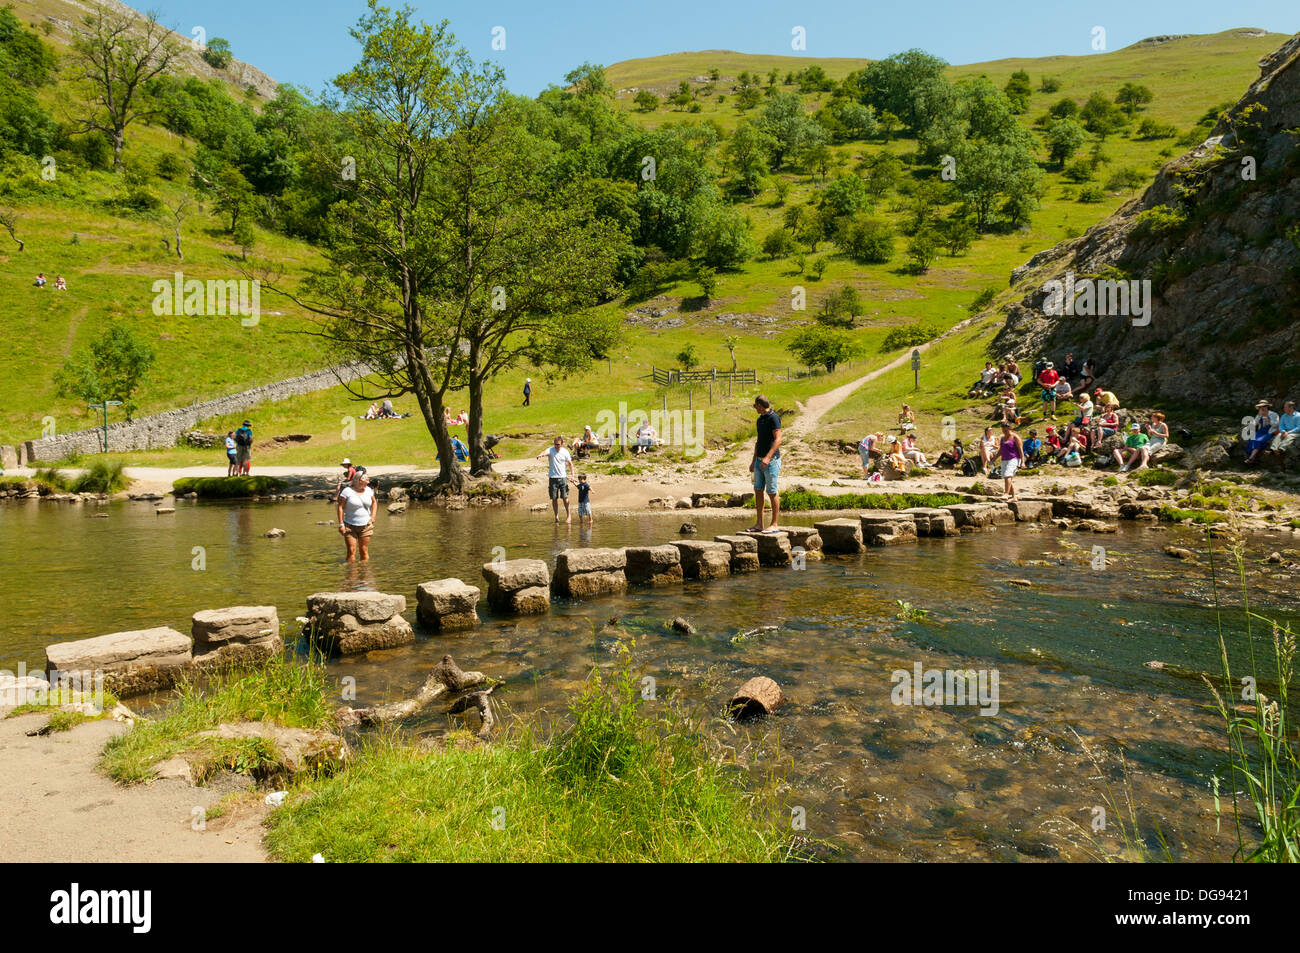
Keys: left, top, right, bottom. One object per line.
{"left": 755, "top": 410, "right": 782, "bottom": 459}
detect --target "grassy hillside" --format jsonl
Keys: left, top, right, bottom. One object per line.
{"left": 1, "top": 12, "right": 1287, "bottom": 470}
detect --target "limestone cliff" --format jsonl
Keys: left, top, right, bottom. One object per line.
{"left": 992, "top": 33, "right": 1300, "bottom": 411}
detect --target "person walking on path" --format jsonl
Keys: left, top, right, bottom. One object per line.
{"left": 536, "top": 435, "right": 575, "bottom": 523}
{"left": 748, "top": 395, "right": 782, "bottom": 532}
{"left": 224, "top": 431, "right": 237, "bottom": 477}
{"left": 997, "top": 423, "right": 1024, "bottom": 500}
{"left": 522, "top": 377, "right": 532, "bottom": 406}
{"left": 233, "top": 419, "right": 254, "bottom": 475}
{"left": 336, "top": 467, "right": 376, "bottom": 562}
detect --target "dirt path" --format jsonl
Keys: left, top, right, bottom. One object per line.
{"left": 786, "top": 315, "right": 980, "bottom": 438}
{"left": 0, "top": 713, "right": 267, "bottom": 863}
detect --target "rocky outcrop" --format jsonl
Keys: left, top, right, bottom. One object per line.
{"left": 899, "top": 507, "right": 959, "bottom": 537}
{"left": 305, "top": 592, "right": 414, "bottom": 655}
{"left": 415, "top": 579, "right": 481, "bottom": 632}
{"left": 552, "top": 548, "right": 628, "bottom": 599}
{"left": 482, "top": 559, "right": 551, "bottom": 614}
{"left": 991, "top": 32, "right": 1300, "bottom": 411}
{"left": 625, "top": 545, "right": 684, "bottom": 586}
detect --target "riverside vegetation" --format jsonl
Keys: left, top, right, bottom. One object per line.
{"left": 102, "top": 650, "right": 798, "bottom": 862}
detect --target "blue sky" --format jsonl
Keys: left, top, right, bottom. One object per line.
{"left": 156, "top": 0, "right": 1296, "bottom": 96}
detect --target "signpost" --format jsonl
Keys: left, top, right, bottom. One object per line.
{"left": 911, "top": 349, "right": 921, "bottom": 391}
{"left": 88, "top": 400, "right": 122, "bottom": 453}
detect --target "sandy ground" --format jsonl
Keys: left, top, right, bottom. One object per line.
{"left": 0, "top": 712, "right": 268, "bottom": 863}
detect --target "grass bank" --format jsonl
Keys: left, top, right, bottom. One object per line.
{"left": 780, "top": 489, "right": 966, "bottom": 511}
{"left": 172, "top": 475, "right": 289, "bottom": 498}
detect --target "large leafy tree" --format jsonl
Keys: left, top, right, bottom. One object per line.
{"left": 69, "top": 4, "right": 179, "bottom": 170}
{"left": 55, "top": 325, "right": 156, "bottom": 420}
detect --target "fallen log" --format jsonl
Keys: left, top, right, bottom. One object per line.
{"left": 728, "top": 676, "right": 784, "bottom": 720}
{"left": 334, "top": 654, "right": 494, "bottom": 730}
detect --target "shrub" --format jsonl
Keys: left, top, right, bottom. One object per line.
{"left": 172, "top": 476, "right": 288, "bottom": 498}
{"left": 1077, "top": 186, "right": 1104, "bottom": 203}
{"left": 842, "top": 214, "right": 895, "bottom": 264}
{"left": 880, "top": 322, "right": 941, "bottom": 352}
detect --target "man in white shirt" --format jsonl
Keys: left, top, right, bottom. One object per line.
{"left": 536, "top": 436, "right": 575, "bottom": 523}
{"left": 336, "top": 468, "right": 376, "bottom": 562}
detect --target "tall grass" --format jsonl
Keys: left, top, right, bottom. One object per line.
{"left": 1203, "top": 523, "right": 1300, "bottom": 862}
{"left": 172, "top": 475, "right": 288, "bottom": 498}
{"left": 101, "top": 653, "right": 332, "bottom": 784}
{"left": 265, "top": 648, "right": 801, "bottom": 862}
{"left": 779, "top": 489, "right": 965, "bottom": 511}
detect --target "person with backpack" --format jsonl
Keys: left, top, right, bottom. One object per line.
{"left": 234, "top": 420, "right": 254, "bottom": 475}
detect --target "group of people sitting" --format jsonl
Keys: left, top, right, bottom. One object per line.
{"left": 363, "top": 399, "right": 406, "bottom": 420}
{"left": 566, "top": 420, "right": 659, "bottom": 458}
{"left": 34, "top": 273, "right": 68, "bottom": 291}
{"left": 1243, "top": 398, "right": 1300, "bottom": 465}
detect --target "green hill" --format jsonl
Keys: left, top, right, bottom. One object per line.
{"left": 0, "top": 5, "right": 1289, "bottom": 469}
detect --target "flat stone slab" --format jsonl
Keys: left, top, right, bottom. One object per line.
{"left": 782, "top": 527, "right": 823, "bottom": 551}
{"left": 729, "top": 552, "right": 761, "bottom": 573}
{"left": 858, "top": 511, "right": 919, "bottom": 545}
{"left": 509, "top": 586, "right": 551, "bottom": 614}
{"left": 899, "top": 507, "right": 959, "bottom": 538}
{"left": 556, "top": 570, "right": 628, "bottom": 599}
{"left": 554, "top": 547, "right": 627, "bottom": 576}
{"left": 191, "top": 606, "right": 280, "bottom": 646}
{"left": 670, "top": 540, "right": 732, "bottom": 579}
{"left": 713, "top": 534, "right": 758, "bottom": 555}
{"left": 46, "top": 626, "right": 194, "bottom": 698}
{"left": 482, "top": 559, "right": 550, "bottom": 606}
{"left": 815, "top": 518, "right": 864, "bottom": 553}
{"left": 1008, "top": 499, "right": 1053, "bottom": 522}
{"left": 625, "top": 545, "right": 683, "bottom": 587}
{"left": 416, "top": 579, "right": 481, "bottom": 630}
{"left": 306, "top": 592, "right": 406, "bottom": 624}
{"left": 738, "top": 530, "right": 793, "bottom": 566}
{"left": 944, "top": 503, "right": 995, "bottom": 529}
{"left": 305, "top": 592, "right": 413, "bottom": 655}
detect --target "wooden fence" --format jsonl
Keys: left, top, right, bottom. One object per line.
{"left": 650, "top": 366, "right": 757, "bottom": 387}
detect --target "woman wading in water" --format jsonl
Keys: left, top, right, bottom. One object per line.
{"left": 337, "top": 468, "right": 376, "bottom": 562}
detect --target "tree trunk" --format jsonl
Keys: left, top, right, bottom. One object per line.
{"left": 406, "top": 344, "right": 464, "bottom": 492}
{"left": 467, "top": 358, "right": 492, "bottom": 476}
{"left": 111, "top": 127, "right": 125, "bottom": 172}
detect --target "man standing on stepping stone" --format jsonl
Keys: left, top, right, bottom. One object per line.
{"left": 748, "top": 394, "right": 782, "bottom": 532}
{"left": 536, "top": 435, "right": 575, "bottom": 524}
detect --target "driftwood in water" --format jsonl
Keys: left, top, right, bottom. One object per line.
{"left": 334, "top": 654, "right": 496, "bottom": 735}
{"left": 728, "top": 676, "right": 784, "bottom": 720}
{"left": 446, "top": 684, "right": 499, "bottom": 741}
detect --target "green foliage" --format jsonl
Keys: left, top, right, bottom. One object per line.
{"left": 1046, "top": 118, "right": 1086, "bottom": 168}
{"left": 1039, "top": 77, "right": 1062, "bottom": 94}
{"left": 1077, "top": 185, "right": 1104, "bottom": 203}
{"left": 785, "top": 324, "right": 863, "bottom": 373}
{"left": 880, "top": 321, "right": 941, "bottom": 352}
{"left": 1003, "top": 69, "right": 1032, "bottom": 113}
{"left": 1130, "top": 467, "right": 1178, "bottom": 486}
{"left": 1081, "top": 91, "right": 1128, "bottom": 138}
{"left": 172, "top": 476, "right": 288, "bottom": 498}
{"left": 691, "top": 201, "right": 755, "bottom": 268}
{"left": 1136, "top": 117, "right": 1178, "bottom": 140}
{"left": 842, "top": 214, "right": 895, "bottom": 264}
{"left": 0, "top": 7, "right": 56, "bottom": 86}
{"left": 1115, "top": 82, "right": 1154, "bottom": 117}
{"left": 100, "top": 653, "right": 331, "bottom": 785}
{"left": 676, "top": 343, "right": 701, "bottom": 371}
{"left": 1134, "top": 203, "right": 1189, "bottom": 237}
{"left": 816, "top": 284, "right": 863, "bottom": 327}
{"left": 69, "top": 459, "right": 129, "bottom": 494}
{"left": 633, "top": 89, "right": 658, "bottom": 112}
{"left": 906, "top": 228, "right": 939, "bottom": 273}
{"left": 54, "top": 324, "right": 156, "bottom": 419}
{"left": 1105, "top": 166, "right": 1146, "bottom": 190}
{"left": 201, "top": 37, "right": 233, "bottom": 70}
{"left": 264, "top": 649, "right": 796, "bottom": 863}
{"left": 968, "top": 286, "right": 997, "bottom": 314}
{"left": 761, "top": 226, "right": 795, "bottom": 259}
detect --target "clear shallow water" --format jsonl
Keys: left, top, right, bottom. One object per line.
{"left": 4, "top": 498, "right": 1297, "bottom": 861}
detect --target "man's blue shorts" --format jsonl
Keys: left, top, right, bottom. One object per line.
{"left": 753, "top": 456, "right": 781, "bottom": 495}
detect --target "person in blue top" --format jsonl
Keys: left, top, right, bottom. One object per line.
{"left": 435, "top": 436, "right": 470, "bottom": 462}
{"left": 1271, "top": 399, "right": 1299, "bottom": 456}
{"left": 522, "top": 377, "right": 531, "bottom": 407}
{"left": 748, "top": 395, "right": 782, "bottom": 533}
{"left": 575, "top": 473, "right": 594, "bottom": 524}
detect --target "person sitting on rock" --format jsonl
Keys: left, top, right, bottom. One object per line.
{"left": 1044, "top": 425, "right": 1063, "bottom": 458}
{"left": 1115, "top": 423, "right": 1150, "bottom": 472}
{"left": 1244, "top": 399, "right": 1279, "bottom": 465}
{"left": 1091, "top": 407, "right": 1120, "bottom": 450}
{"left": 898, "top": 404, "right": 916, "bottom": 431}
{"left": 1023, "top": 429, "right": 1044, "bottom": 468}
{"left": 1145, "top": 412, "right": 1169, "bottom": 458}
{"left": 1270, "top": 400, "right": 1299, "bottom": 457}
{"left": 936, "top": 438, "right": 964, "bottom": 468}
{"left": 1061, "top": 353, "right": 1080, "bottom": 386}
{"left": 968, "top": 361, "right": 998, "bottom": 397}
{"left": 995, "top": 388, "right": 1020, "bottom": 426}
{"left": 1061, "top": 393, "right": 1094, "bottom": 446}
{"left": 977, "top": 426, "right": 997, "bottom": 474}
{"left": 883, "top": 435, "right": 909, "bottom": 477}
{"left": 901, "top": 433, "right": 932, "bottom": 468}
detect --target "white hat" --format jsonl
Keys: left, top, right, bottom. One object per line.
{"left": 340, "top": 457, "right": 352, "bottom": 466}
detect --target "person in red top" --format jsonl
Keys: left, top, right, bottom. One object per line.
{"left": 1044, "top": 425, "right": 1063, "bottom": 453}
{"left": 1037, "top": 362, "right": 1061, "bottom": 419}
